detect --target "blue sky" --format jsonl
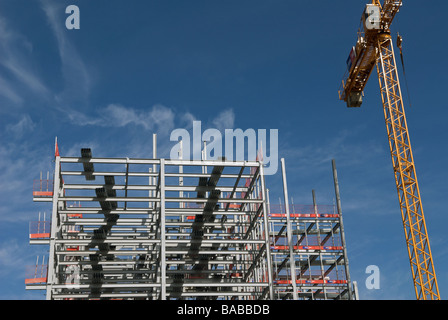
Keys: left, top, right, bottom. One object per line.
{"left": 0, "top": 0, "right": 447, "bottom": 300}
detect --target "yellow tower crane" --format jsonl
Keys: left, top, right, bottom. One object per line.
{"left": 338, "top": 0, "right": 440, "bottom": 300}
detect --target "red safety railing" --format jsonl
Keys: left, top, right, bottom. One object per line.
{"left": 33, "top": 179, "right": 53, "bottom": 197}
{"left": 273, "top": 234, "right": 342, "bottom": 247}
{"left": 270, "top": 245, "right": 343, "bottom": 251}
{"left": 25, "top": 264, "right": 48, "bottom": 284}
{"left": 67, "top": 213, "right": 82, "bottom": 233}
{"left": 274, "top": 279, "right": 348, "bottom": 285}
{"left": 29, "top": 221, "right": 51, "bottom": 239}
{"left": 66, "top": 213, "right": 82, "bottom": 251}
{"left": 269, "top": 204, "right": 337, "bottom": 215}
{"left": 274, "top": 268, "right": 347, "bottom": 285}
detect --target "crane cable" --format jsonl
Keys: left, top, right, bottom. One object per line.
{"left": 396, "top": 33, "right": 412, "bottom": 108}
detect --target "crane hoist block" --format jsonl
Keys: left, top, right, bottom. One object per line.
{"left": 347, "top": 92, "right": 363, "bottom": 108}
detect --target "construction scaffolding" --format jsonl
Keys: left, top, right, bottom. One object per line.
{"left": 26, "top": 140, "right": 357, "bottom": 300}
{"left": 268, "top": 159, "right": 354, "bottom": 300}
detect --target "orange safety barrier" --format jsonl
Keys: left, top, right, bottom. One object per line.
{"left": 268, "top": 204, "right": 337, "bottom": 215}
{"left": 68, "top": 213, "right": 83, "bottom": 218}
{"left": 29, "top": 221, "right": 51, "bottom": 239}
{"left": 33, "top": 179, "right": 53, "bottom": 197}
{"left": 25, "top": 264, "right": 47, "bottom": 284}
{"left": 271, "top": 245, "right": 343, "bottom": 251}
{"left": 25, "top": 277, "right": 47, "bottom": 284}
{"left": 30, "top": 233, "right": 50, "bottom": 239}
{"left": 269, "top": 213, "right": 339, "bottom": 219}
{"left": 33, "top": 191, "right": 53, "bottom": 197}
{"left": 274, "top": 279, "right": 347, "bottom": 285}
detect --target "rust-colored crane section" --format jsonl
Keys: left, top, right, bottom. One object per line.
{"left": 339, "top": 0, "right": 440, "bottom": 300}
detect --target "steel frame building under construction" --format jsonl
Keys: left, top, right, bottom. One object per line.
{"left": 26, "top": 140, "right": 358, "bottom": 300}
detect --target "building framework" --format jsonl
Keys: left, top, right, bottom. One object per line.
{"left": 26, "top": 142, "right": 357, "bottom": 300}
{"left": 268, "top": 160, "right": 354, "bottom": 300}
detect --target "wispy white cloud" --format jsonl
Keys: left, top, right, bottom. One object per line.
{"left": 0, "top": 141, "right": 53, "bottom": 223}
{"left": 6, "top": 114, "right": 36, "bottom": 138}
{"left": 0, "top": 16, "right": 50, "bottom": 105}
{"left": 56, "top": 104, "right": 239, "bottom": 161}
{"left": 0, "top": 76, "right": 23, "bottom": 105}
{"left": 0, "top": 238, "right": 49, "bottom": 300}
{"left": 63, "top": 104, "right": 238, "bottom": 137}
{"left": 2, "top": 58, "right": 50, "bottom": 97}
{"left": 65, "top": 103, "right": 176, "bottom": 134}
{"left": 40, "top": 0, "right": 92, "bottom": 104}
{"left": 211, "top": 109, "right": 235, "bottom": 131}
{"left": 181, "top": 112, "right": 197, "bottom": 127}
{"left": 269, "top": 126, "right": 397, "bottom": 216}
{"left": 279, "top": 127, "right": 387, "bottom": 177}
{"left": 0, "top": 0, "right": 94, "bottom": 117}
{"left": 64, "top": 141, "right": 101, "bottom": 158}
{"left": 53, "top": 103, "right": 181, "bottom": 159}
{"left": 0, "top": 239, "right": 27, "bottom": 270}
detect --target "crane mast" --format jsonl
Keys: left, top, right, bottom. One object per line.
{"left": 339, "top": 0, "right": 440, "bottom": 300}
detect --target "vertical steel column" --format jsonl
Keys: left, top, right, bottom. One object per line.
{"left": 153, "top": 134, "right": 157, "bottom": 159}
{"left": 353, "top": 281, "right": 360, "bottom": 300}
{"left": 313, "top": 190, "right": 327, "bottom": 299}
{"left": 153, "top": 134, "right": 157, "bottom": 209}
{"left": 179, "top": 140, "right": 184, "bottom": 209}
{"left": 125, "top": 159, "right": 130, "bottom": 209}
{"left": 151, "top": 134, "right": 157, "bottom": 212}
{"left": 280, "top": 158, "right": 298, "bottom": 300}
{"left": 160, "top": 159, "right": 166, "bottom": 300}
{"left": 46, "top": 139, "right": 61, "bottom": 300}
{"left": 259, "top": 163, "right": 274, "bottom": 299}
{"left": 266, "top": 188, "right": 271, "bottom": 212}
{"left": 331, "top": 159, "right": 352, "bottom": 300}
{"left": 148, "top": 168, "right": 153, "bottom": 209}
